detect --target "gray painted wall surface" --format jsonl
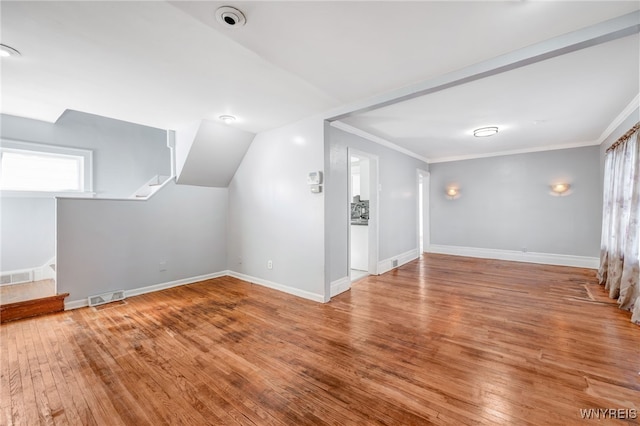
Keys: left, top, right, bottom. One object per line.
{"left": 0, "top": 111, "right": 171, "bottom": 271}
{"left": 1, "top": 111, "right": 170, "bottom": 197}
{"left": 57, "top": 181, "right": 228, "bottom": 302}
{"left": 1, "top": 198, "right": 55, "bottom": 271}
{"left": 326, "top": 126, "right": 429, "bottom": 283}
{"left": 227, "top": 116, "right": 326, "bottom": 300}
{"left": 429, "top": 146, "right": 601, "bottom": 257}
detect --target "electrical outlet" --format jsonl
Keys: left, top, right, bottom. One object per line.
{"left": 159, "top": 261, "right": 167, "bottom": 272}
{"left": 267, "top": 260, "right": 273, "bottom": 270}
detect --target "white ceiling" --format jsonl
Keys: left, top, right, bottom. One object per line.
{"left": 1, "top": 1, "right": 639, "bottom": 161}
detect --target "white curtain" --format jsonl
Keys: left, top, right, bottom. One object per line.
{"left": 598, "top": 123, "right": 639, "bottom": 325}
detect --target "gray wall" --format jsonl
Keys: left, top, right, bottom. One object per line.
{"left": 326, "top": 126, "right": 429, "bottom": 283}
{"left": 1, "top": 198, "right": 55, "bottom": 271}
{"left": 429, "top": 146, "right": 601, "bottom": 257}
{"left": 0, "top": 111, "right": 171, "bottom": 271}
{"left": 57, "top": 181, "right": 228, "bottom": 303}
{"left": 227, "top": 116, "right": 326, "bottom": 301}
{"left": 1, "top": 111, "right": 170, "bottom": 198}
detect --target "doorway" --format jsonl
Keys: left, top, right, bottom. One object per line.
{"left": 348, "top": 149, "right": 378, "bottom": 281}
{"left": 417, "top": 169, "right": 429, "bottom": 256}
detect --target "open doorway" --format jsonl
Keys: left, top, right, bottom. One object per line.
{"left": 349, "top": 149, "right": 378, "bottom": 282}
{"left": 417, "top": 169, "right": 429, "bottom": 257}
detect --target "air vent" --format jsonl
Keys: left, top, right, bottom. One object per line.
{"left": 0, "top": 271, "right": 33, "bottom": 285}
{"left": 392, "top": 259, "right": 399, "bottom": 268}
{"left": 88, "top": 290, "right": 125, "bottom": 307}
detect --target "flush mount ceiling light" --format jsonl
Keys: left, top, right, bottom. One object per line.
{"left": 219, "top": 115, "right": 236, "bottom": 124}
{"left": 0, "top": 44, "right": 21, "bottom": 58}
{"left": 215, "top": 6, "right": 246, "bottom": 28}
{"left": 473, "top": 126, "right": 499, "bottom": 137}
{"left": 551, "top": 183, "right": 570, "bottom": 194}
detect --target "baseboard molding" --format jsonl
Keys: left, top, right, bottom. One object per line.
{"left": 378, "top": 248, "right": 420, "bottom": 275}
{"left": 226, "top": 271, "right": 325, "bottom": 303}
{"left": 2, "top": 257, "right": 56, "bottom": 286}
{"left": 427, "top": 244, "right": 599, "bottom": 269}
{"left": 330, "top": 276, "right": 351, "bottom": 297}
{"left": 64, "top": 271, "right": 228, "bottom": 310}
{"left": 34, "top": 257, "right": 56, "bottom": 282}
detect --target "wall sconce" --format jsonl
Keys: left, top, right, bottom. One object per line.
{"left": 550, "top": 183, "right": 570, "bottom": 195}
{"left": 446, "top": 187, "right": 459, "bottom": 199}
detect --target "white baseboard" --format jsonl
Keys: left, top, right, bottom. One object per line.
{"left": 64, "top": 271, "right": 228, "bottom": 310}
{"left": 33, "top": 257, "right": 56, "bottom": 282}
{"left": 226, "top": 271, "right": 325, "bottom": 303}
{"left": 427, "top": 244, "right": 599, "bottom": 269}
{"left": 378, "top": 248, "right": 420, "bottom": 275}
{"left": 330, "top": 276, "right": 351, "bottom": 297}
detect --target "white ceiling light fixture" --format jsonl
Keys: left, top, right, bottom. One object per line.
{"left": 215, "top": 6, "right": 246, "bottom": 28}
{"left": 473, "top": 126, "right": 499, "bottom": 137}
{"left": 0, "top": 44, "right": 21, "bottom": 57}
{"left": 219, "top": 115, "right": 236, "bottom": 124}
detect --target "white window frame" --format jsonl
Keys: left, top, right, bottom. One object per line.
{"left": 0, "top": 139, "right": 94, "bottom": 197}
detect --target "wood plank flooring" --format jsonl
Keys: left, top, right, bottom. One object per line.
{"left": 1, "top": 280, "right": 56, "bottom": 304}
{"left": 0, "top": 293, "right": 69, "bottom": 324}
{"left": 1, "top": 254, "right": 638, "bottom": 425}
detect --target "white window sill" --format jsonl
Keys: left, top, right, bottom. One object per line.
{"left": 0, "top": 190, "right": 96, "bottom": 198}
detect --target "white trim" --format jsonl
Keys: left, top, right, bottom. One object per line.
{"left": 1, "top": 190, "right": 96, "bottom": 198}
{"left": 428, "top": 140, "right": 600, "bottom": 164}
{"left": 332, "top": 121, "right": 429, "bottom": 163}
{"left": 226, "top": 271, "right": 325, "bottom": 303}
{"left": 33, "top": 257, "right": 56, "bottom": 282}
{"left": 327, "top": 11, "right": 639, "bottom": 121}
{"left": 417, "top": 169, "right": 430, "bottom": 254}
{"left": 331, "top": 117, "right": 605, "bottom": 166}
{"left": 58, "top": 176, "right": 175, "bottom": 201}
{"left": 427, "top": 244, "right": 599, "bottom": 269}
{"left": 378, "top": 248, "right": 420, "bottom": 275}
{"left": 348, "top": 148, "right": 380, "bottom": 277}
{"left": 330, "top": 276, "right": 351, "bottom": 297}
{"left": 597, "top": 93, "right": 640, "bottom": 147}
{"left": 129, "top": 175, "right": 173, "bottom": 200}
{"left": 64, "top": 271, "right": 228, "bottom": 310}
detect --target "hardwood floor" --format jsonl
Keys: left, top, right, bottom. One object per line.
{"left": 1, "top": 254, "right": 638, "bottom": 425}
{"left": 1, "top": 279, "right": 56, "bottom": 304}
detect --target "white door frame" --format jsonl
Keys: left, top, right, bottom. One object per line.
{"left": 348, "top": 148, "right": 379, "bottom": 278}
{"left": 417, "top": 169, "right": 430, "bottom": 255}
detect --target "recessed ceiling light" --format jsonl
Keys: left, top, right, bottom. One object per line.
{"left": 219, "top": 115, "right": 236, "bottom": 124}
{"left": 473, "top": 126, "right": 499, "bottom": 137}
{"left": 0, "top": 44, "right": 21, "bottom": 58}
{"left": 215, "top": 6, "right": 246, "bottom": 28}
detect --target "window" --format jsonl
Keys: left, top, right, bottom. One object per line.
{"left": 0, "top": 140, "right": 92, "bottom": 195}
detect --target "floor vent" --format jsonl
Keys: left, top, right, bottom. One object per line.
{"left": 392, "top": 259, "right": 399, "bottom": 267}
{"left": 88, "top": 290, "right": 125, "bottom": 307}
{"left": 0, "top": 271, "right": 33, "bottom": 285}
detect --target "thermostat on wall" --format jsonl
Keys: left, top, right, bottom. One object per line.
{"left": 307, "top": 171, "right": 323, "bottom": 185}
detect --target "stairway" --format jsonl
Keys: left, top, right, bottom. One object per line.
{"left": 1, "top": 291, "right": 69, "bottom": 323}
{"left": 130, "top": 175, "right": 172, "bottom": 199}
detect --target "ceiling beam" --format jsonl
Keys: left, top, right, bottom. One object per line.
{"left": 327, "top": 10, "right": 640, "bottom": 122}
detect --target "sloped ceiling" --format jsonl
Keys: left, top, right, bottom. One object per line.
{"left": 175, "top": 119, "right": 255, "bottom": 187}
{"left": 1, "top": 1, "right": 639, "bottom": 161}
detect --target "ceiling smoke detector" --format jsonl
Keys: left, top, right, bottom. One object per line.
{"left": 215, "top": 6, "right": 246, "bottom": 28}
